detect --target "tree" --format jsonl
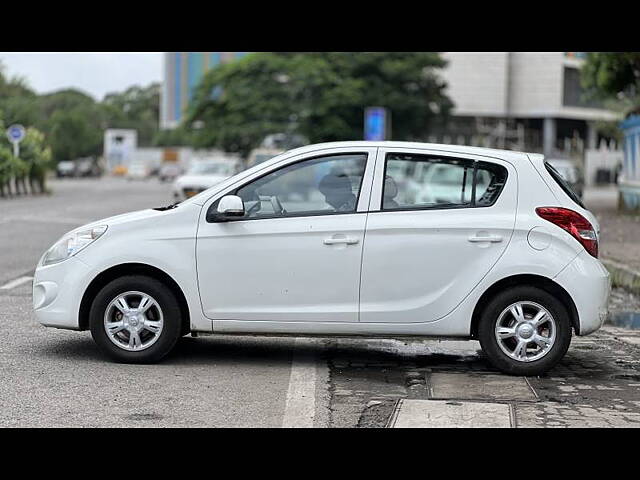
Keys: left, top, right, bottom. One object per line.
{"left": 581, "top": 52, "right": 640, "bottom": 114}
{"left": 0, "top": 61, "right": 39, "bottom": 128}
{"left": 20, "top": 127, "right": 52, "bottom": 193}
{"left": 0, "top": 116, "right": 29, "bottom": 196}
{"left": 188, "top": 52, "right": 453, "bottom": 157}
{"left": 36, "top": 89, "right": 104, "bottom": 161}
{"left": 0, "top": 116, "right": 12, "bottom": 197}
{"left": 102, "top": 83, "right": 161, "bottom": 146}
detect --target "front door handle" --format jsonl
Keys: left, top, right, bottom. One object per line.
{"left": 323, "top": 236, "right": 359, "bottom": 245}
{"left": 468, "top": 234, "right": 503, "bottom": 243}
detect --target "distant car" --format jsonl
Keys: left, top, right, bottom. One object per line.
{"left": 158, "top": 163, "right": 182, "bottom": 183}
{"left": 126, "top": 162, "right": 150, "bottom": 181}
{"left": 56, "top": 161, "right": 76, "bottom": 178}
{"left": 546, "top": 159, "right": 584, "bottom": 199}
{"left": 172, "top": 161, "right": 236, "bottom": 201}
{"left": 76, "top": 158, "right": 101, "bottom": 178}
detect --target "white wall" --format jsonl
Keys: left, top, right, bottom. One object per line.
{"left": 441, "top": 52, "right": 509, "bottom": 117}
{"left": 508, "top": 52, "right": 564, "bottom": 116}
{"left": 441, "top": 52, "right": 619, "bottom": 122}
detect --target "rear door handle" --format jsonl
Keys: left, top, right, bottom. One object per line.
{"left": 324, "top": 236, "right": 359, "bottom": 245}
{"left": 468, "top": 234, "right": 503, "bottom": 243}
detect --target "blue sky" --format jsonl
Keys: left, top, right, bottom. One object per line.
{"left": 0, "top": 52, "right": 163, "bottom": 100}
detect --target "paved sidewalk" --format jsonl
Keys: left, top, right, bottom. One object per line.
{"left": 584, "top": 187, "right": 640, "bottom": 273}
{"left": 327, "top": 326, "right": 640, "bottom": 428}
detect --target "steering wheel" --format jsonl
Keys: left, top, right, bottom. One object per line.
{"left": 270, "top": 195, "right": 286, "bottom": 216}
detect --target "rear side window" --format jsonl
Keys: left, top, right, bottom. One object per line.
{"left": 544, "top": 161, "right": 585, "bottom": 209}
{"left": 383, "top": 153, "right": 508, "bottom": 211}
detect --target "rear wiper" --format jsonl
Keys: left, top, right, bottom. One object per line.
{"left": 153, "top": 202, "right": 180, "bottom": 211}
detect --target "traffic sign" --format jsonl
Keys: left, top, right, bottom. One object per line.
{"left": 6, "top": 124, "right": 26, "bottom": 143}
{"left": 364, "top": 107, "right": 390, "bottom": 141}
{"left": 6, "top": 124, "right": 26, "bottom": 157}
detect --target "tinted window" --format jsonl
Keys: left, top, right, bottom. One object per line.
{"left": 235, "top": 154, "right": 367, "bottom": 219}
{"left": 383, "top": 153, "right": 507, "bottom": 210}
{"left": 544, "top": 161, "right": 585, "bottom": 208}
{"left": 475, "top": 161, "right": 508, "bottom": 207}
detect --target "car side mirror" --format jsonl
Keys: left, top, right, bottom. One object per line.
{"left": 212, "top": 195, "right": 245, "bottom": 221}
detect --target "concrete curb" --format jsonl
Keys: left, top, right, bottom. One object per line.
{"left": 602, "top": 259, "right": 640, "bottom": 295}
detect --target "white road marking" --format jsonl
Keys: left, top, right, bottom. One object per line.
{"left": 0, "top": 276, "right": 33, "bottom": 290}
{"left": 282, "top": 338, "right": 319, "bottom": 428}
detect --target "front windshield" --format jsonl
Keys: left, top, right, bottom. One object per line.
{"left": 189, "top": 162, "right": 234, "bottom": 176}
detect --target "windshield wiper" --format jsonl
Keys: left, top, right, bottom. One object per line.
{"left": 153, "top": 202, "right": 180, "bottom": 211}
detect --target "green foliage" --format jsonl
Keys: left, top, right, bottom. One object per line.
{"left": 102, "top": 83, "right": 161, "bottom": 146}
{"left": 20, "top": 128, "right": 53, "bottom": 173}
{"left": 153, "top": 124, "right": 194, "bottom": 147}
{"left": 1, "top": 60, "right": 163, "bottom": 164}
{"left": 188, "top": 52, "right": 453, "bottom": 157}
{"left": 581, "top": 53, "right": 640, "bottom": 114}
{"left": 0, "top": 117, "right": 12, "bottom": 186}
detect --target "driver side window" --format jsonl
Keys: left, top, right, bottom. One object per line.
{"left": 235, "top": 153, "right": 367, "bottom": 219}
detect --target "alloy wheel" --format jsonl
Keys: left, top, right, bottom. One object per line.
{"left": 103, "top": 291, "right": 164, "bottom": 352}
{"left": 494, "top": 301, "right": 556, "bottom": 363}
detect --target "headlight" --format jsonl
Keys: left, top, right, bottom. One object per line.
{"left": 41, "top": 225, "right": 108, "bottom": 266}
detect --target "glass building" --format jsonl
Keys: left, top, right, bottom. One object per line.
{"left": 160, "top": 52, "right": 248, "bottom": 129}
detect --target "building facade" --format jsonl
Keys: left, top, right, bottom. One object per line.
{"left": 160, "top": 52, "right": 620, "bottom": 159}
{"left": 439, "top": 52, "right": 620, "bottom": 157}
{"left": 160, "top": 52, "right": 248, "bottom": 129}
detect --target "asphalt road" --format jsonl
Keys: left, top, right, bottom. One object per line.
{"left": 1, "top": 178, "right": 640, "bottom": 427}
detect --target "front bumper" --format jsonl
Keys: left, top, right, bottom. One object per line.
{"left": 554, "top": 251, "right": 611, "bottom": 336}
{"left": 33, "top": 256, "right": 94, "bottom": 330}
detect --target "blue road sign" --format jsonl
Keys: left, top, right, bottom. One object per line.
{"left": 364, "top": 107, "right": 388, "bottom": 141}
{"left": 6, "top": 124, "right": 26, "bottom": 143}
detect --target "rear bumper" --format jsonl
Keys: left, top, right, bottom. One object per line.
{"left": 554, "top": 251, "right": 610, "bottom": 336}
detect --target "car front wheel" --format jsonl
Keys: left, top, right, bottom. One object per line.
{"left": 89, "top": 275, "right": 182, "bottom": 363}
{"left": 478, "top": 286, "right": 572, "bottom": 376}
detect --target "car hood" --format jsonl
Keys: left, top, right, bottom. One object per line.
{"left": 175, "top": 174, "right": 229, "bottom": 189}
{"left": 79, "top": 208, "right": 166, "bottom": 230}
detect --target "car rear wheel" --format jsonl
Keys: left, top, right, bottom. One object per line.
{"left": 89, "top": 275, "right": 182, "bottom": 363}
{"left": 478, "top": 286, "right": 572, "bottom": 376}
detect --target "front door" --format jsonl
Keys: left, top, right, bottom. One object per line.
{"left": 196, "top": 150, "right": 374, "bottom": 322}
{"left": 359, "top": 148, "right": 516, "bottom": 323}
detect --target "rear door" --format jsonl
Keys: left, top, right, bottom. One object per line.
{"left": 359, "top": 147, "right": 517, "bottom": 323}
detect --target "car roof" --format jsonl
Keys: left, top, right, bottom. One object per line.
{"left": 280, "top": 141, "right": 535, "bottom": 162}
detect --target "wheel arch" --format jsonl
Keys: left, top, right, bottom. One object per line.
{"left": 470, "top": 274, "right": 580, "bottom": 338}
{"left": 78, "top": 262, "right": 191, "bottom": 335}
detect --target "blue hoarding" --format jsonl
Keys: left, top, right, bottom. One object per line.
{"left": 364, "top": 107, "right": 388, "bottom": 141}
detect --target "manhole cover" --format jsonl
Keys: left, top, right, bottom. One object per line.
{"left": 428, "top": 373, "right": 538, "bottom": 402}
{"left": 388, "top": 399, "right": 513, "bottom": 428}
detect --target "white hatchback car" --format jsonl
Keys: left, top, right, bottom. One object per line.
{"left": 33, "top": 142, "right": 610, "bottom": 375}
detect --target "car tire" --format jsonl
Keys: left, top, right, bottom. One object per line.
{"left": 477, "top": 286, "right": 572, "bottom": 376}
{"left": 89, "top": 275, "right": 182, "bottom": 363}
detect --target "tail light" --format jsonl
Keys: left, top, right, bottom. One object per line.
{"left": 535, "top": 207, "right": 598, "bottom": 258}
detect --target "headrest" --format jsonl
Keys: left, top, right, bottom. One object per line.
{"left": 384, "top": 175, "right": 398, "bottom": 199}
